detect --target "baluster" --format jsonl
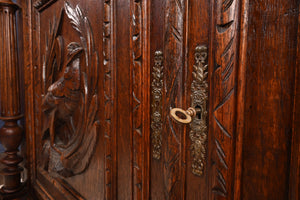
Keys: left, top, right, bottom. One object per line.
{"left": 0, "top": 0, "right": 24, "bottom": 194}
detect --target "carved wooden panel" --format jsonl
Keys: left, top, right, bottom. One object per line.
{"left": 19, "top": 0, "right": 295, "bottom": 199}
{"left": 24, "top": 1, "right": 106, "bottom": 199}
{"left": 41, "top": 2, "right": 100, "bottom": 177}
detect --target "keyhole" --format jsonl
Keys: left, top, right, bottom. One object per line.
{"left": 195, "top": 106, "right": 202, "bottom": 120}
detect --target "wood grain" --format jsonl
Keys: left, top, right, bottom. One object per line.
{"left": 289, "top": 5, "right": 300, "bottom": 200}
{"left": 234, "top": 0, "right": 249, "bottom": 199}
{"left": 161, "top": 0, "right": 186, "bottom": 199}
{"left": 116, "top": 0, "right": 132, "bottom": 198}
{"left": 242, "top": 0, "right": 299, "bottom": 199}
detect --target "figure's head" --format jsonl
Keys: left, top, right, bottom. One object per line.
{"left": 66, "top": 44, "right": 83, "bottom": 66}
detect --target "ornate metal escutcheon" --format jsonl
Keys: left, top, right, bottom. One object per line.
{"left": 151, "top": 51, "right": 163, "bottom": 160}
{"left": 170, "top": 45, "right": 208, "bottom": 176}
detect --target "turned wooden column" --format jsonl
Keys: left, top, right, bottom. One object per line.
{"left": 0, "top": 0, "right": 23, "bottom": 194}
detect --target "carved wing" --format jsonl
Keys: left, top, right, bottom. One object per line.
{"left": 43, "top": 9, "right": 64, "bottom": 93}
{"left": 59, "top": 2, "right": 99, "bottom": 175}
{"left": 64, "top": 2, "right": 99, "bottom": 101}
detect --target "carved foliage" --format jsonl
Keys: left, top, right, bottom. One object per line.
{"left": 41, "top": 2, "right": 99, "bottom": 177}
{"left": 211, "top": 0, "right": 238, "bottom": 198}
{"left": 190, "top": 46, "right": 208, "bottom": 176}
{"left": 151, "top": 51, "right": 163, "bottom": 160}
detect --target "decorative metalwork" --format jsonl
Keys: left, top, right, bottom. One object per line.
{"left": 190, "top": 45, "right": 208, "bottom": 176}
{"left": 151, "top": 51, "right": 163, "bottom": 160}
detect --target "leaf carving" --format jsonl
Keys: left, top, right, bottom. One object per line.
{"left": 211, "top": 0, "right": 238, "bottom": 198}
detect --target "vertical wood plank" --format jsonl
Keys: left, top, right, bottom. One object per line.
{"left": 19, "top": 0, "right": 35, "bottom": 187}
{"left": 149, "top": 0, "right": 165, "bottom": 198}
{"left": 290, "top": 66, "right": 299, "bottom": 198}
{"left": 103, "top": 0, "right": 116, "bottom": 199}
{"left": 209, "top": 0, "right": 240, "bottom": 199}
{"left": 130, "top": 0, "right": 151, "bottom": 199}
{"left": 161, "top": 0, "right": 186, "bottom": 199}
{"left": 116, "top": 0, "right": 132, "bottom": 199}
{"left": 130, "top": 0, "right": 146, "bottom": 199}
{"left": 142, "top": 0, "right": 151, "bottom": 199}
{"left": 185, "top": 0, "right": 210, "bottom": 199}
{"left": 242, "top": 0, "right": 299, "bottom": 199}
{"left": 234, "top": 0, "right": 249, "bottom": 199}
{"left": 289, "top": 6, "right": 300, "bottom": 200}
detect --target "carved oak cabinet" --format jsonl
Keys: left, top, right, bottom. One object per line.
{"left": 0, "top": 0, "right": 298, "bottom": 199}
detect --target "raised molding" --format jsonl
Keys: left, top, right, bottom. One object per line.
{"left": 103, "top": 0, "right": 114, "bottom": 198}
{"left": 33, "top": 0, "right": 57, "bottom": 11}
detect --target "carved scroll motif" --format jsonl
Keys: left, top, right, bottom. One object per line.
{"left": 151, "top": 51, "right": 163, "bottom": 160}
{"left": 190, "top": 46, "right": 208, "bottom": 176}
{"left": 41, "top": 2, "right": 99, "bottom": 177}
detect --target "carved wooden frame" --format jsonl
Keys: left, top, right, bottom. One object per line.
{"left": 103, "top": 0, "right": 115, "bottom": 199}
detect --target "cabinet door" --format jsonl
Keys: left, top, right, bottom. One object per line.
{"left": 148, "top": 0, "right": 243, "bottom": 199}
